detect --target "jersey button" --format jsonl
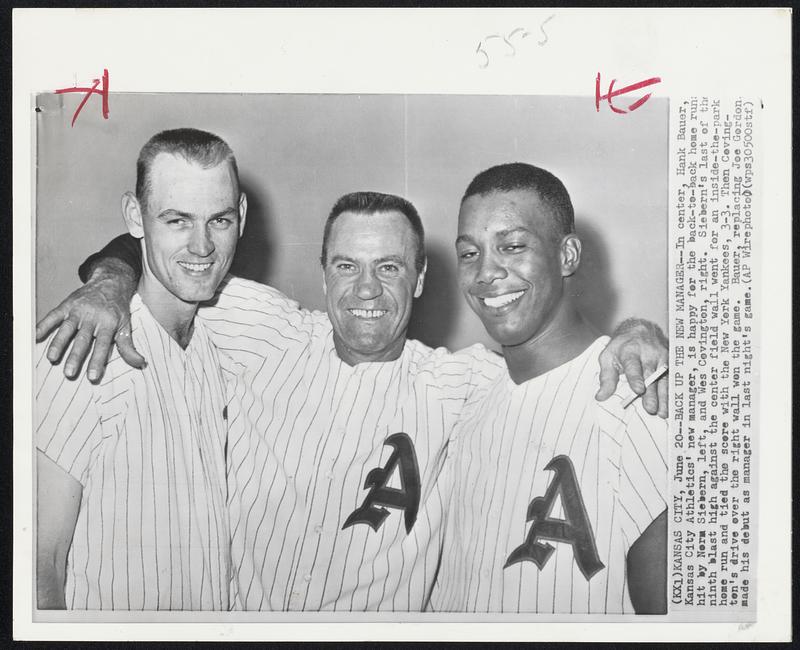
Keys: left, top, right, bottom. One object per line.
{"left": 303, "top": 573, "right": 312, "bottom": 582}
{"left": 314, "top": 525, "right": 323, "bottom": 534}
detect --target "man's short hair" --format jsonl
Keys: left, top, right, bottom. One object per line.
{"left": 462, "top": 162, "right": 575, "bottom": 241}
{"left": 136, "top": 128, "right": 239, "bottom": 209}
{"left": 320, "top": 191, "right": 426, "bottom": 274}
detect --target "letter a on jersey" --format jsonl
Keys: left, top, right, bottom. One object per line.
{"left": 342, "top": 432, "right": 421, "bottom": 534}
{"left": 505, "top": 455, "right": 605, "bottom": 580}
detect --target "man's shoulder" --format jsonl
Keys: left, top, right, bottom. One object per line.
{"left": 403, "top": 340, "right": 506, "bottom": 394}
{"left": 206, "top": 277, "right": 326, "bottom": 330}
{"left": 405, "top": 339, "right": 504, "bottom": 370}
{"left": 211, "top": 275, "right": 300, "bottom": 309}
{"left": 406, "top": 339, "right": 505, "bottom": 368}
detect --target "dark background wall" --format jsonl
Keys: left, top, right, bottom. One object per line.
{"left": 35, "top": 93, "right": 668, "bottom": 352}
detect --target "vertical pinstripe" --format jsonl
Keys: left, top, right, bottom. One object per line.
{"left": 432, "top": 337, "right": 668, "bottom": 613}
{"left": 197, "top": 276, "right": 505, "bottom": 611}
{"left": 36, "top": 294, "right": 231, "bottom": 610}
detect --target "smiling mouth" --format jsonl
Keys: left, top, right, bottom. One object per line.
{"left": 480, "top": 290, "right": 526, "bottom": 309}
{"left": 178, "top": 261, "right": 214, "bottom": 273}
{"left": 348, "top": 308, "right": 388, "bottom": 320}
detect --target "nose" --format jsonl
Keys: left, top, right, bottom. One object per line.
{"left": 355, "top": 267, "right": 383, "bottom": 300}
{"left": 475, "top": 251, "right": 507, "bottom": 285}
{"left": 188, "top": 224, "right": 215, "bottom": 257}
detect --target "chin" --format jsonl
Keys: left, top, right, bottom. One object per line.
{"left": 174, "top": 287, "right": 217, "bottom": 304}
{"left": 485, "top": 324, "right": 531, "bottom": 348}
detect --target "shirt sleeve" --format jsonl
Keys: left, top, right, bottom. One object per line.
{"left": 35, "top": 341, "right": 104, "bottom": 486}
{"left": 197, "top": 275, "right": 321, "bottom": 373}
{"left": 454, "top": 344, "right": 506, "bottom": 407}
{"left": 78, "top": 233, "right": 141, "bottom": 283}
{"left": 616, "top": 401, "right": 669, "bottom": 542}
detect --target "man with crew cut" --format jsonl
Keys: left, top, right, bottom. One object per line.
{"left": 36, "top": 128, "right": 247, "bottom": 610}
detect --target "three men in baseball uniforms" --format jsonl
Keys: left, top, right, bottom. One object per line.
{"left": 36, "top": 142, "right": 669, "bottom": 611}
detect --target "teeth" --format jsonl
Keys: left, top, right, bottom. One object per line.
{"left": 482, "top": 290, "right": 525, "bottom": 309}
{"left": 179, "top": 262, "right": 213, "bottom": 272}
{"left": 349, "top": 308, "right": 388, "bottom": 319}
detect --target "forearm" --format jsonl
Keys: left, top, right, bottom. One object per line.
{"left": 36, "top": 451, "right": 82, "bottom": 609}
{"left": 78, "top": 233, "right": 142, "bottom": 284}
{"left": 627, "top": 509, "right": 668, "bottom": 614}
{"left": 36, "top": 556, "right": 67, "bottom": 609}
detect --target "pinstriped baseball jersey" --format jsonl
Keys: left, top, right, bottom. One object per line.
{"left": 197, "top": 276, "right": 505, "bottom": 611}
{"left": 35, "top": 294, "right": 231, "bottom": 610}
{"left": 431, "top": 337, "right": 668, "bottom": 613}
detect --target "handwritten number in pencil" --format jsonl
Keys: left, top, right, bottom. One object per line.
{"left": 476, "top": 16, "right": 553, "bottom": 69}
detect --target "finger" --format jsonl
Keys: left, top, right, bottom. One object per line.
{"left": 642, "top": 380, "right": 659, "bottom": 415}
{"left": 64, "top": 330, "right": 94, "bottom": 379}
{"left": 116, "top": 328, "right": 147, "bottom": 370}
{"left": 86, "top": 332, "right": 114, "bottom": 383}
{"left": 36, "top": 307, "right": 68, "bottom": 342}
{"left": 595, "top": 361, "right": 621, "bottom": 401}
{"left": 621, "top": 357, "right": 646, "bottom": 395}
{"left": 656, "top": 375, "right": 669, "bottom": 419}
{"left": 46, "top": 318, "right": 78, "bottom": 364}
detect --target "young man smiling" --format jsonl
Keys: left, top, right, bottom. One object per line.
{"left": 36, "top": 128, "right": 246, "bottom": 610}
{"left": 432, "top": 163, "right": 668, "bottom": 614}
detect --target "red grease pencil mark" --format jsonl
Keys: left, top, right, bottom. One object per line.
{"left": 55, "top": 69, "right": 109, "bottom": 127}
{"left": 595, "top": 73, "right": 661, "bottom": 114}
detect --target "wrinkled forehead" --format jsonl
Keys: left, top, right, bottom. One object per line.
{"left": 328, "top": 210, "right": 418, "bottom": 259}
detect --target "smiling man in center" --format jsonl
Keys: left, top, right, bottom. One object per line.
{"left": 321, "top": 199, "right": 425, "bottom": 365}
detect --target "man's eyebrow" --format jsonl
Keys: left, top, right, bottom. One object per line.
{"left": 157, "top": 207, "right": 237, "bottom": 220}
{"left": 376, "top": 255, "right": 406, "bottom": 265}
{"left": 496, "top": 227, "right": 532, "bottom": 237}
{"left": 157, "top": 209, "right": 195, "bottom": 220}
{"left": 456, "top": 227, "right": 533, "bottom": 245}
{"left": 209, "top": 207, "right": 238, "bottom": 219}
{"left": 329, "top": 254, "right": 356, "bottom": 264}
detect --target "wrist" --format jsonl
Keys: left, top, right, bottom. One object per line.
{"left": 88, "top": 258, "right": 137, "bottom": 285}
{"left": 613, "top": 318, "right": 667, "bottom": 346}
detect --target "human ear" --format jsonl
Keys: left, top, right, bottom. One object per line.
{"left": 121, "top": 192, "right": 144, "bottom": 239}
{"left": 238, "top": 193, "right": 248, "bottom": 237}
{"left": 413, "top": 258, "right": 427, "bottom": 298}
{"left": 560, "top": 234, "right": 582, "bottom": 277}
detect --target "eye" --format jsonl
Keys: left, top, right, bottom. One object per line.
{"left": 502, "top": 242, "right": 526, "bottom": 253}
{"left": 167, "top": 218, "right": 188, "bottom": 227}
{"left": 457, "top": 249, "right": 478, "bottom": 262}
{"left": 336, "top": 262, "right": 357, "bottom": 274}
{"left": 210, "top": 217, "right": 233, "bottom": 229}
{"left": 379, "top": 263, "right": 400, "bottom": 274}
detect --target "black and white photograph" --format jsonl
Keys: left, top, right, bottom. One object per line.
{"left": 13, "top": 8, "right": 790, "bottom": 643}
{"left": 33, "top": 92, "right": 669, "bottom": 615}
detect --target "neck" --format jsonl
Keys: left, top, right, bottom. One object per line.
{"left": 503, "top": 298, "right": 599, "bottom": 385}
{"left": 137, "top": 274, "right": 198, "bottom": 349}
{"left": 333, "top": 334, "right": 406, "bottom": 367}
